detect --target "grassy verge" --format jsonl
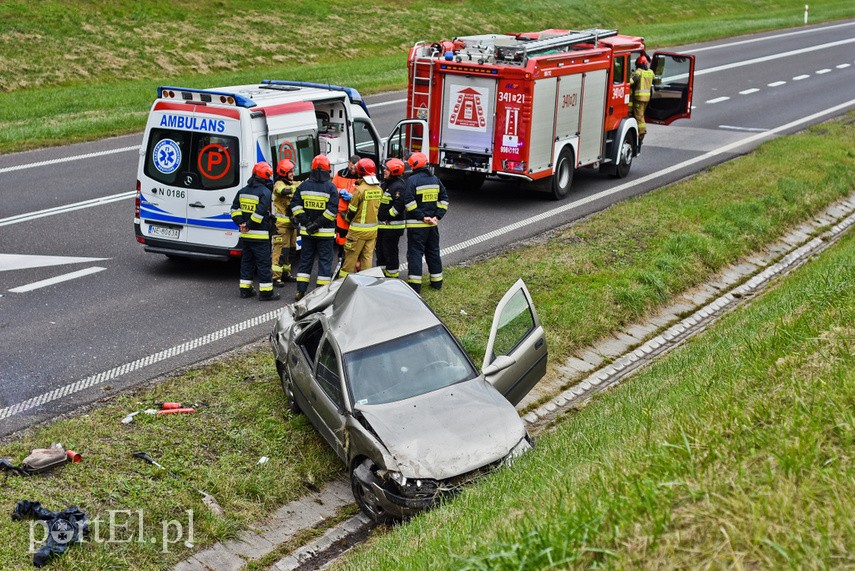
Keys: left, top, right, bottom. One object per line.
{"left": 336, "top": 203, "right": 855, "bottom": 571}
{"left": 0, "top": 113, "right": 851, "bottom": 570}
{"left": 1, "top": 0, "right": 853, "bottom": 153}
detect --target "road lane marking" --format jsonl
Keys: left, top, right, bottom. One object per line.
{"left": 9, "top": 266, "right": 106, "bottom": 293}
{"left": 706, "top": 97, "right": 730, "bottom": 104}
{"left": 695, "top": 37, "right": 855, "bottom": 77}
{"left": 816, "top": 68, "right": 832, "bottom": 74}
{"left": 768, "top": 81, "right": 787, "bottom": 87}
{"left": 836, "top": 63, "right": 851, "bottom": 69}
{"left": 0, "top": 254, "right": 109, "bottom": 272}
{"left": 3, "top": 97, "right": 852, "bottom": 423}
{"left": 0, "top": 192, "right": 136, "bottom": 227}
{"left": 0, "top": 146, "right": 140, "bottom": 175}
{"left": 688, "top": 21, "right": 855, "bottom": 53}
{"left": 719, "top": 125, "right": 768, "bottom": 132}
{"left": 364, "top": 98, "right": 407, "bottom": 108}
{"left": 793, "top": 74, "right": 811, "bottom": 80}
{"left": 739, "top": 88, "right": 760, "bottom": 95}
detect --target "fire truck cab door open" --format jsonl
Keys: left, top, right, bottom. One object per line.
{"left": 384, "top": 119, "right": 430, "bottom": 162}
{"left": 645, "top": 52, "right": 695, "bottom": 125}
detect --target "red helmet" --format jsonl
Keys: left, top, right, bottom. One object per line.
{"left": 311, "top": 154, "right": 331, "bottom": 171}
{"left": 636, "top": 55, "right": 649, "bottom": 66}
{"left": 276, "top": 159, "right": 294, "bottom": 177}
{"left": 356, "top": 158, "right": 376, "bottom": 177}
{"left": 384, "top": 158, "right": 405, "bottom": 177}
{"left": 407, "top": 152, "right": 428, "bottom": 170}
{"left": 252, "top": 161, "right": 273, "bottom": 180}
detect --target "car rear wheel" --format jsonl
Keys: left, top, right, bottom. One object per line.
{"left": 351, "top": 460, "right": 395, "bottom": 525}
{"left": 276, "top": 360, "right": 300, "bottom": 414}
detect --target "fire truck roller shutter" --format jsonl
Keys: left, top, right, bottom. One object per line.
{"left": 528, "top": 77, "right": 558, "bottom": 174}
{"left": 578, "top": 69, "right": 608, "bottom": 166}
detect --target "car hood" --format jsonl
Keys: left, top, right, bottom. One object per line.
{"left": 355, "top": 379, "right": 526, "bottom": 480}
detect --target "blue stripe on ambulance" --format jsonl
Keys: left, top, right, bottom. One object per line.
{"left": 256, "top": 142, "right": 265, "bottom": 163}
{"left": 141, "top": 208, "right": 237, "bottom": 230}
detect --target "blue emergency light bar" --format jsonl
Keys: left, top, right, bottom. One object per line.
{"left": 157, "top": 86, "right": 257, "bottom": 108}
{"left": 261, "top": 80, "right": 370, "bottom": 117}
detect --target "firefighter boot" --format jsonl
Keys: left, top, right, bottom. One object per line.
{"left": 240, "top": 288, "right": 257, "bottom": 299}
{"left": 259, "top": 290, "right": 281, "bottom": 302}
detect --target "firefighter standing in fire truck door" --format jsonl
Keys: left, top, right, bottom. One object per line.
{"left": 332, "top": 154, "right": 360, "bottom": 262}
{"left": 338, "top": 158, "right": 382, "bottom": 278}
{"left": 377, "top": 158, "right": 406, "bottom": 278}
{"left": 290, "top": 154, "right": 339, "bottom": 301}
{"left": 271, "top": 159, "right": 299, "bottom": 287}
{"left": 230, "top": 162, "right": 280, "bottom": 301}
{"left": 630, "top": 55, "right": 655, "bottom": 149}
{"left": 404, "top": 152, "right": 449, "bottom": 293}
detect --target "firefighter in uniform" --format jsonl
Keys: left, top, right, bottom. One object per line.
{"left": 629, "top": 55, "right": 656, "bottom": 150}
{"left": 376, "top": 158, "right": 406, "bottom": 278}
{"left": 338, "top": 158, "right": 382, "bottom": 278}
{"left": 230, "top": 162, "right": 280, "bottom": 301}
{"left": 271, "top": 159, "right": 299, "bottom": 287}
{"left": 331, "top": 154, "right": 360, "bottom": 263}
{"left": 404, "top": 152, "right": 448, "bottom": 293}
{"left": 290, "top": 154, "right": 339, "bottom": 301}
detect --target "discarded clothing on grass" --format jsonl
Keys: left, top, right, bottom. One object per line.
{"left": 11, "top": 500, "right": 89, "bottom": 568}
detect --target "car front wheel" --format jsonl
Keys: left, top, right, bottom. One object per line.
{"left": 351, "top": 460, "right": 395, "bottom": 525}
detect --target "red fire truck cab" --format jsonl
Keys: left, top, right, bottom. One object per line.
{"left": 387, "top": 28, "right": 695, "bottom": 199}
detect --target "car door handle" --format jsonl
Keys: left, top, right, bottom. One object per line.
{"left": 535, "top": 338, "right": 544, "bottom": 350}
{"left": 189, "top": 202, "right": 205, "bottom": 208}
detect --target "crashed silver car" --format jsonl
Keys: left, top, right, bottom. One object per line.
{"left": 270, "top": 270, "right": 547, "bottom": 522}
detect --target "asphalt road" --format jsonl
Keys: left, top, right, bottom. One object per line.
{"left": 1, "top": 20, "right": 853, "bottom": 436}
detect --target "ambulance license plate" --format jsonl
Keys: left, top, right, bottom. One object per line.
{"left": 148, "top": 224, "right": 180, "bottom": 239}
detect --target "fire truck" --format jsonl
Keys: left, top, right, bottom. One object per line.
{"left": 388, "top": 28, "right": 695, "bottom": 199}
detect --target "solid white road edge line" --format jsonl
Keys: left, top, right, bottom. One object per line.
{"left": 688, "top": 21, "right": 855, "bottom": 53}
{"left": 695, "top": 37, "right": 855, "bottom": 77}
{"left": 1, "top": 98, "right": 853, "bottom": 423}
{"left": 0, "top": 192, "right": 136, "bottom": 227}
{"left": 9, "top": 266, "right": 106, "bottom": 293}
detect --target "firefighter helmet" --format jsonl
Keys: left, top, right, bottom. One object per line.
{"left": 311, "top": 154, "right": 331, "bottom": 171}
{"left": 636, "top": 55, "right": 649, "bottom": 67}
{"left": 384, "top": 158, "right": 405, "bottom": 177}
{"left": 356, "top": 158, "right": 376, "bottom": 177}
{"left": 252, "top": 161, "right": 273, "bottom": 180}
{"left": 276, "top": 159, "right": 294, "bottom": 177}
{"left": 407, "top": 152, "right": 428, "bottom": 170}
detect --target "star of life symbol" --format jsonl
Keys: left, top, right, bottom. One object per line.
{"left": 153, "top": 139, "right": 182, "bottom": 174}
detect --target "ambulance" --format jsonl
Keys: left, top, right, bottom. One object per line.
{"left": 134, "top": 80, "right": 427, "bottom": 261}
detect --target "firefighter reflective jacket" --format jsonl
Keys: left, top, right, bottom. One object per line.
{"left": 346, "top": 177, "right": 382, "bottom": 238}
{"left": 630, "top": 68, "right": 655, "bottom": 102}
{"left": 332, "top": 172, "right": 358, "bottom": 245}
{"left": 230, "top": 175, "right": 274, "bottom": 240}
{"left": 403, "top": 168, "right": 449, "bottom": 227}
{"left": 272, "top": 179, "right": 298, "bottom": 228}
{"left": 290, "top": 168, "right": 338, "bottom": 238}
{"left": 378, "top": 175, "right": 406, "bottom": 230}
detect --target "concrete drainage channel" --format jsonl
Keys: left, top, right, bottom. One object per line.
{"left": 174, "top": 194, "right": 855, "bottom": 571}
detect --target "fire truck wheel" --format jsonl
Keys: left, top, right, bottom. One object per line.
{"left": 551, "top": 147, "right": 574, "bottom": 200}
{"left": 613, "top": 132, "right": 635, "bottom": 179}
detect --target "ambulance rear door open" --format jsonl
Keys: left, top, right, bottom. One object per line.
{"left": 140, "top": 101, "right": 244, "bottom": 253}
{"left": 645, "top": 52, "right": 695, "bottom": 125}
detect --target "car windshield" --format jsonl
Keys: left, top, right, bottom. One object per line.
{"left": 344, "top": 325, "right": 478, "bottom": 406}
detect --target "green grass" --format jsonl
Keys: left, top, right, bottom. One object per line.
{"left": 0, "top": 113, "right": 852, "bottom": 570}
{"left": 1, "top": 0, "right": 853, "bottom": 153}
{"left": 335, "top": 209, "right": 855, "bottom": 571}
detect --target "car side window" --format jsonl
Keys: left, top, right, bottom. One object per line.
{"left": 491, "top": 289, "right": 536, "bottom": 359}
{"left": 315, "top": 339, "right": 344, "bottom": 408}
{"left": 298, "top": 321, "right": 324, "bottom": 364}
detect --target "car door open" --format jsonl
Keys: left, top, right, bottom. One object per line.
{"left": 645, "top": 51, "right": 695, "bottom": 125}
{"left": 482, "top": 279, "right": 548, "bottom": 406}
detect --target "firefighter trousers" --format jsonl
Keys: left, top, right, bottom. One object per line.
{"left": 271, "top": 224, "right": 297, "bottom": 279}
{"left": 632, "top": 99, "right": 650, "bottom": 138}
{"left": 339, "top": 231, "right": 377, "bottom": 277}
{"left": 407, "top": 226, "right": 442, "bottom": 293}
{"left": 240, "top": 238, "right": 273, "bottom": 293}
{"left": 296, "top": 236, "right": 334, "bottom": 294}
{"left": 377, "top": 228, "right": 403, "bottom": 278}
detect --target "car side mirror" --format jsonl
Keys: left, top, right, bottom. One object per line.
{"left": 482, "top": 355, "right": 516, "bottom": 376}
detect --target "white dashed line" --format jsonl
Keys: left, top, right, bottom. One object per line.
{"left": 9, "top": 266, "right": 106, "bottom": 293}
{"left": 837, "top": 63, "right": 851, "bottom": 69}
{"left": 816, "top": 68, "right": 832, "bottom": 74}
{"left": 739, "top": 88, "right": 760, "bottom": 95}
{"left": 719, "top": 125, "right": 768, "bottom": 132}
{"left": 768, "top": 81, "right": 787, "bottom": 87}
{"left": 793, "top": 74, "right": 810, "bottom": 80}
{"left": 706, "top": 96, "right": 730, "bottom": 104}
